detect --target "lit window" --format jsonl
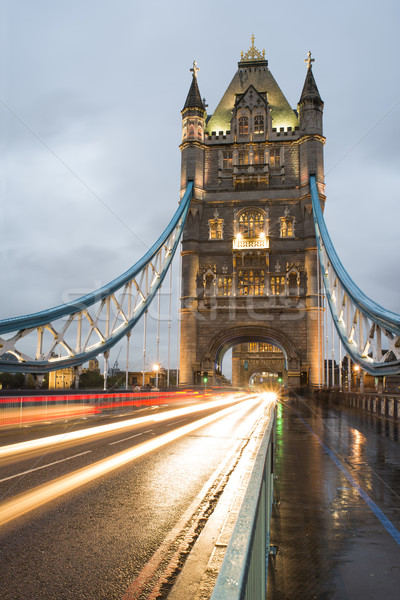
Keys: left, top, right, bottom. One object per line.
{"left": 269, "top": 148, "right": 280, "bottom": 167}
{"left": 238, "top": 269, "right": 265, "bottom": 296}
{"left": 238, "top": 151, "right": 249, "bottom": 166}
{"left": 217, "top": 276, "right": 232, "bottom": 296}
{"left": 248, "top": 342, "right": 258, "bottom": 352}
{"left": 239, "top": 116, "right": 249, "bottom": 135}
{"left": 259, "top": 343, "right": 275, "bottom": 352}
{"left": 254, "top": 115, "right": 264, "bottom": 134}
{"left": 253, "top": 149, "right": 263, "bottom": 165}
{"left": 238, "top": 210, "right": 265, "bottom": 238}
{"left": 270, "top": 276, "right": 285, "bottom": 295}
{"left": 280, "top": 217, "right": 294, "bottom": 237}
{"left": 209, "top": 218, "right": 224, "bottom": 240}
{"left": 222, "top": 151, "right": 233, "bottom": 169}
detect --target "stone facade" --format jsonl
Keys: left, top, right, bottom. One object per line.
{"left": 179, "top": 44, "right": 326, "bottom": 389}
{"left": 231, "top": 342, "right": 285, "bottom": 387}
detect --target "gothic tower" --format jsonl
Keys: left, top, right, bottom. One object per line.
{"left": 179, "top": 40, "right": 325, "bottom": 389}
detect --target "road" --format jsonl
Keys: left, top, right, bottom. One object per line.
{"left": 0, "top": 391, "right": 268, "bottom": 600}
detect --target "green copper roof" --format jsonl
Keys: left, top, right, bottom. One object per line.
{"left": 206, "top": 60, "right": 298, "bottom": 134}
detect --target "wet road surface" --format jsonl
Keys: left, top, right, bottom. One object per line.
{"left": 0, "top": 394, "right": 266, "bottom": 600}
{"left": 267, "top": 395, "right": 400, "bottom": 600}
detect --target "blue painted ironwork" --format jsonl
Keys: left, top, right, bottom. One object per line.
{"left": 310, "top": 175, "right": 400, "bottom": 375}
{"left": 0, "top": 183, "right": 193, "bottom": 372}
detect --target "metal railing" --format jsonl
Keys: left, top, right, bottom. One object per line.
{"left": 211, "top": 405, "right": 276, "bottom": 600}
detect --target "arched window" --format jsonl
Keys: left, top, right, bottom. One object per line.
{"left": 209, "top": 217, "right": 224, "bottom": 240}
{"left": 280, "top": 217, "right": 295, "bottom": 237}
{"left": 254, "top": 115, "right": 264, "bottom": 134}
{"left": 238, "top": 116, "right": 249, "bottom": 135}
{"left": 288, "top": 272, "right": 298, "bottom": 295}
{"left": 188, "top": 120, "right": 195, "bottom": 137}
{"left": 238, "top": 210, "right": 265, "bottom": 238}
{"left": 205, "top": 273, "right": 215, "bottom": 296}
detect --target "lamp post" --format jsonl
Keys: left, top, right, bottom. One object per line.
{"left": 153, "top": 363, "right": 160, "bottom": 389}
{"left": 354, "top": 365, "right": 360, "bottom": 391}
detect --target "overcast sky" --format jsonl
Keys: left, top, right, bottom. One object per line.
{"left": 1, "top": 0, "right": 399, "bottom": 374}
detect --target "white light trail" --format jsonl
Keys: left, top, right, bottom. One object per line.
{"left": 0, "top": 396, "right": 269, "bottom": 527}
{"left": 0, "top": 394, "right": 251, "bottom": 460}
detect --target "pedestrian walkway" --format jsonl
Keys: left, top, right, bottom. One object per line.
{"left": 267, "top": 396, "right": 400, "bottom": 599}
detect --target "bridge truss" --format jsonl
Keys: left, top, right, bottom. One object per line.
{"left": 0, "top": 183, "right": 193, "bottom": 373}
{"left": 310, "top": 176, "right": 400, "bottom": 376}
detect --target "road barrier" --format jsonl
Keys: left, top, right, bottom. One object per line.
{"left": 211, "top": 405, "right": 276, "bottom": 600}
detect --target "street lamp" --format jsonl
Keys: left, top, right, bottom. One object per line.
{"left": 153, "top": 363, "right": 160, "bottom": 389}
{"left": 354, "top": 365, "right": 360, "bottom": 391}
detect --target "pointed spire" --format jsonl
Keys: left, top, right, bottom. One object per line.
{"left": 183, "top": 61, "right": 205, "bottom": 111}
{"left": 299, "top": 51, "right": 323, "bottom": 106}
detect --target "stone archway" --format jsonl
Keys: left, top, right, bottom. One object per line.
{"left": 201, "top": 325, "right": 301, "bottom": 388}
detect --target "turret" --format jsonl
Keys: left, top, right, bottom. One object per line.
{"left": 180, "top": 61, "right": 207, "bottom": 191}
{"left": 298, "top": 51, "right": 325, "bottom": 187}
{"left": 179, "top": 62, "right": 206, "bottom": 385}
{"left": 298, "top": 51, "right": 324, "bottom": 135}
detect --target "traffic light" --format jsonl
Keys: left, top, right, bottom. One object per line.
{"left": 277, "top": 372, "right": 283, "bottom": 383}
{"left": 203, "top": 372, "right": 208, "bottom": 383}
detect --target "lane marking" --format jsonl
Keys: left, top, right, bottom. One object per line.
{"left": 166, "top": 419, "right": 187, "bottom": 427}
{"left": 289, "top": 403, "right": 400, "bottom": 547}
{"left": 108, "top": 430, "right": 153, "bottom": 446}
{"left": 121, "top": 401, "right": 270, "bottom": 600}
{"left": 0, "top": 451, "right": 92, "bottom": 483}
{"left": 0, "top": 398, "right": 263, "bottom": 527}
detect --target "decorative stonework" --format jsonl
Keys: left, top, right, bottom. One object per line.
{"left": 241, "top": 35, "right": 266, "bottom": 62}
{"left": 180, "top": 44, "right": 325, "bottom": 389}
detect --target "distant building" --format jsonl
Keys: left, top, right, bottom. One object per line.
{"left": 88, "top": 358, "right": 100, "bottom": 372}
{"left": 49, "top": 367, "right": 75, "bottom": 390}
{"left": 127, "top": 369, "right": 167, "bottom": 388}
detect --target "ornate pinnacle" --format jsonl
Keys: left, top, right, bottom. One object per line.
{"left": 241, "top": 34, "right": 265, "bottom": 61}
{"left": 190, "top": 60, "right": 199, "bottom": 79}
{"left": 305, "top": 50, "right": 315, "bottom": 69}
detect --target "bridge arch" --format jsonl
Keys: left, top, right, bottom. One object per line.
{"left": 201, "top": 325, "right": 301, "bottom": 386}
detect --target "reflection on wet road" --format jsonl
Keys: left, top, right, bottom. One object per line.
{"left": 268, "top": 395, "right": 400, "bottom": 600}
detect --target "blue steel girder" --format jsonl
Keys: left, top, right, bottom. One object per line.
{"left": 0, "top": 183, "right": 193, "bottom": 373}
{"left": 310, "top": 176, "right": 400, "bottom": 376}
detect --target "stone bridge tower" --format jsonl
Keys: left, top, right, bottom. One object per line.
{"left": 179, "top": 40, "right": 325, "bottom": 389}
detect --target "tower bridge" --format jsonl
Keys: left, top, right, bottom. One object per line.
{"left": 0, "top": 38, "right": 400, "bottom": 600}
{"left": 0, "top": 39, "right": 399, "bottom": 388}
